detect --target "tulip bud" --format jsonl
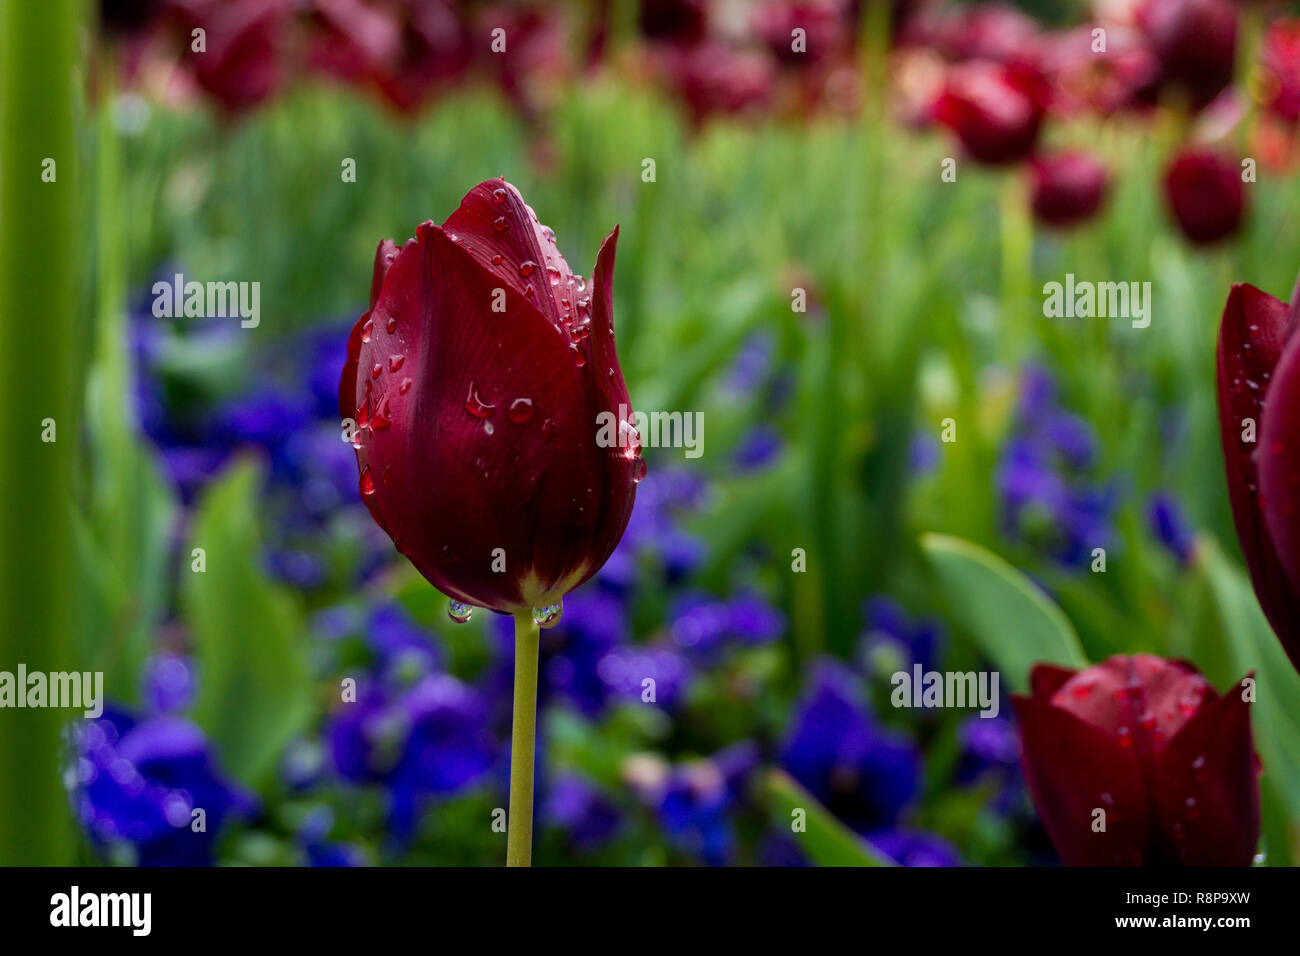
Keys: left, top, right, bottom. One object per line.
{"left": 1014, "top": 655, "right": 1259, "bottom": 866}
{"left": 340, "top": 180, "right": 642, "bottom": 615}
{"left": 1216, "top": 277, "right": 1300, "bottom": 671}
{"left": 1162, "top": 147, "right": 1245, "bottom": 245}
{"left": 932, "top": 60, "right": 1049, "bottom": 166}
{"left": 1028, "top": 152, "right": 1109, "bottom": 229}
{"left": 1137, "top": 0, "right": 1238, "bottom": 111}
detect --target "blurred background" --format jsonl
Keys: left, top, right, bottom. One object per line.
{"left": 9, "top": 0, "right": 1300, "bottom": 866}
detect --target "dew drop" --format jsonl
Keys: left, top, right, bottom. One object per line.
{"left": 399, "top": 377, "right": 413, "bottom": 394}
{"left": 371, "top": 363, "right": 382, "bottom": 379}
{"left": 519, "top": 260, "right": 537, "bottom": 278}
{"left": 532, "top": 602, "right": 563, "bottom": 628}
{"left": 540, "top": 418, "right": 556, "bottom": 442}
{"left": 632, "top": 455, "right": 647, "bottom": 483}
{"left": 492, "top": 254, "right": 504, "bottom": 265}
{"left": 546, "top": 266, "right": 561, "bottom": 286}
{"left": 464, "top": 383, "right": 495, "bottom": 419}
{"left": 448, "top": 600, "right": 474, "bottom": 624}
{"left": 359, "top": 467, "right": 375, "bottom": 496}
{"left": 386, "top": 316, "right": 397, "bottom": 334}
{"left": 492, "top": 216, "right": 508, "bottom": 232}
{"left": 389, "top": 353, "right": 405, "bottom": 373}
{"left": 492, "top": 188, "right": 507, "bottom": 203}
{"left": 571, "top": 344, "right": 587, "bottom": 367}
{"left": 509, "top": 397, "right": 535, "bottom": 423}
{"left": 361, "top": 318, "right": 373, "bottom": 343}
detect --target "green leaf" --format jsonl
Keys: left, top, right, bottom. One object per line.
{"left": 764, "top": 770, "right": 894, "bottom": 866}
{"left": 182, "top": 457, "right": 313, "bottom": 790}
{"left": 921, "top": 533, "right": 1086, "bottom": 691}
{"left": 1198, "top": 542, "right": 1300, "bottom": 865}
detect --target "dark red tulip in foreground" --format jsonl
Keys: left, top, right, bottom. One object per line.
{"left": 1216, "top": 275, "right": 1300, "bottom": 672}
{"left": 932, "top": 60, "right": 1048, "bottom": 166}
{"left": 340, "top": 179, "right": 641, "bottom": 616}
{"left": 1028, "top": 152, "right": 1109, "bottom": 229}
{"left": 1014, "top": 655, "right": 1259, "bottom": 866}
{"left": 1162, "top": 147, "right": 1245, "bottom": 245}
{"left": 340, "top": 180, "right": 641, "bottom": 867}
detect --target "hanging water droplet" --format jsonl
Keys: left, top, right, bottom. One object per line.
{"left": 546, "top": 266, "right": 561, "bottom": 286}
{"left": 519, "top": 260, "right": 537, "bottom": 277}
{"left": 464, "top": 383, "right": 496, "bottom": 419}
{"left": 532, "top": 602, "right": 563, "bottom": 628}
{"left": 361, "top": 318, "right": 373, "bottom": 343}
{"left": 389, "top": 354, "right": 405, "bottom": 373}
{"left": 359, "top": 466, "right": 375, "bottom": 496}
{"left": 632, "top": 456, "right": 647, "bottom": 483}
{"left": 541, "top": 225, "right": 556, "bottom": 242}
{"left": 492, "top": 187, "right": 507, "bottom": 203}
{"left": 509, "top": 397, "right": 535, "bottom": 423}
{"left": 575, "top": 275, "right": 587, "bottom": 292}
{"left": 570, "top": 344, "right": 587, "bottom": 367}
{"left": 448, "top": 600, "right": 474, "bottom": 624}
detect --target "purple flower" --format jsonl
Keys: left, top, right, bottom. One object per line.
{"left": 868, "top": 829, "right": 961, "bottom": 866}
{"left": 542, "top": 773, "right": 622, "bottom": 852}
{"left": 71, "top": 708, "right": 256, "bottom": 866}
{"left": 732, "top": 423, "right": 783, "bottom": 471}
{"left": 141, "top": 654, "right": 196, "bottom": 715}
{"left": 781, "top": 661, "right": 920, "bottom": 834}
{"left": 858, "top": 595, "right": 943, "bottom": 676}
{"left": 1147, "top": 490, "right": 1197, "bottom": 566}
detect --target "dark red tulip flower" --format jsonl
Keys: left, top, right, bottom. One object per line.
{"left": 1014, "top": 655, "right": 1259, "bottom": 866}
{"left": 932, "top": 60, "right": 1049, "bottom": 166}
{"left": 1162, "top": 147, "right": 1245, "bottom": 245}
{"left": 1029, "top": 152, "right": 1110, "bottom": 229}
{"left": 1137, "top": 0, "right": 1238, "bottom": 111}
{"left": 168, "top": 0, "right": 293, "bottom": 116}
{"left": 1216, "top": 275, "right": 1300, "bottom": 672}
{"left": 340, "top": 179, "right": 642, "bottom": 616}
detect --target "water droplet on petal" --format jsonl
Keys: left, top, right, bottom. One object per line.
{"left": 399, "top": 377, "right": 413, "bottom": 394}
{"left": 519, "top": 260, "right": 537, "bottom": 278}
{"left": 448, "top": 600, "right": 474, "bottom": 624}
{"left": 532, "top": 602, "right": 562, "bottom": 628}
{"left": 464, "top": 383, "right": 496, "bottom": 419}
{"left": 492, "top": 254, "right": 503, "bottom": 265}
{"left": 371, "top": 363, "right": 382, "bottom": 379}
{"left": 492, "top": 216, "right": 508, "bottom": 232}
{"left": 361, "top": 318, "right": 373, "bottom": 343}
{"left": 546, "top": 266, "right": 561, "bottom": 286}
{"left": 570, "top": 344, "right": 587, "bottom": 367}
{"left": 540, "top": 418, "right": 556, "bottom": 442}
{"left": 492, "top": 188, "right": 507, "bottom": 203}
{"left": 632, "top": 456, "right": 647, "bottom": 483}
{"left": 509, "top": 397, "right": 535, "bottom": 423}
{"left": 359, "top": 466, "right": 375, "bottom": 496}
{"left": 389, "top": 354, "right": 405, "bottom": 373}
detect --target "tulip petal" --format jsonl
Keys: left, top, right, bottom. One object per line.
{"left": 1153, "top": 679, "right": 1259, "bottom": 866}
{"left": 1217, "top": 283, "right": 1300, "bottom": 668}
{"left": 1259, "top": 329, "right": 1300, "bottom": 663}
{"left": 1029, "top": 662, "right": 1076, "bottom": 700}
{"left": 1013, "top": 694, "right": 1151, "bottom": 865}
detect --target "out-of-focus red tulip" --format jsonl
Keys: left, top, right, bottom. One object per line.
{"left": 1014, "top": 655, "right": 1259, "bottom": 866}
{"left": 932, "top": 60, "right": 1048, "bottom": 165}
{"left": 917, "top": 2, "right": 1043, "bottom": 64}
{"left": 1260, "top": 19, "right": 1300, "bottom": 125}
{"left": 1137, "top": 0, "right": 1237, "bottom": 111}
{"left": 754, "top": 1, "right": 849, "bottom": 70}
{"left": 638, "top": 0, "right": 709, "bottom": 46}
{"left": 1162, "top": 147, "right": 1244, "bottom": 245}
{"left": 1216, "top": 276, "right": 1300, "bottom": 672}
{"left": 339, "top": 180, "right": 642, "bottom": 615}
{"left": 666, "top": 41, "right": 777, "bottom": 127}
{"left": 1029, "top": 152, "right": 1109, "bottom": 228}
{"left": 169, "top": 0, "right": 293, "bottom": 115}
{"left": 305, "top": 0, "right": 403, "bottom": 85}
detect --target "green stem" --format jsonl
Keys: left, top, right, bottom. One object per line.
{"left": 0, "top": 0, "right": 81, "bottom": 864}
{"left": 506, "top": 611, "right": 540, "bottom": 867}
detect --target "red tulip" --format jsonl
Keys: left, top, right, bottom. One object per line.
{"left": 1014, "top": 655, "right": 1259, "bottom": 866}
{"left": 1216, "top": 276, "right": 1300, "bottom": 672}
{"left": 1137, "top": 0, "right": 1238, "bottom": 111}
{"left": 1029, "top": 152, "right": 1109, "bottom": 229}
{"left": 339, "top": 180, "right": 642, "bottom": 614}
{"left": 932, "top": 60, "right": 1048, "bottom": 166}
{"left": 1260, "top": 19, "right": 1300, "bottom": 125}
{"left": 1162, "top": 147, "right": 1245, "bottom": 245}
{"left": 168, "top": 0, "right": 292, "bottom": 116}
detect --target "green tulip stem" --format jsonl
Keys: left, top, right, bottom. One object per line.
{"left": 506, "top": 610, "right": 541, "bottom": 867}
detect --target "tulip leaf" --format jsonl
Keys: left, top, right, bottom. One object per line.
{"left": 764, "top": 770, "right": 894, "bottom": 867}
{"left": 1199, "top": 542, "right": 1300, "bottom": 865}
{"left": 920, "top": 533, "right": 1087, "bottom": 690}
{"left": 182, "top": 457, "right": 313, "bottom": 790}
